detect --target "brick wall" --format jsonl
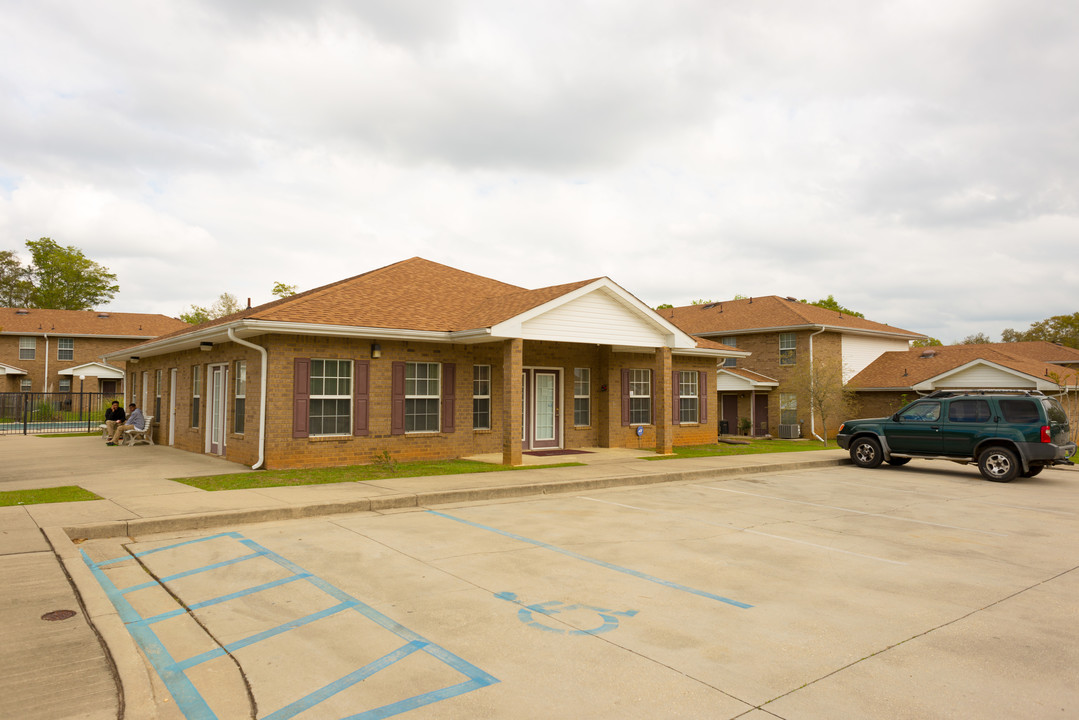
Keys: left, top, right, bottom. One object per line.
{"left": 0, "top": 335, "right": 136, "bottom": 393}
{"left": 126, "top": 335, "right": 721, "bottom": 470}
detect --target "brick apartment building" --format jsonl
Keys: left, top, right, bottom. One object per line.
{"left": 103, "top": 258, "right": 740, "bottom": 469}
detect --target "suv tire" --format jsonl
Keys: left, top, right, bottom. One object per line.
{"left": 1021, "top": 466, "right": 1044, "bottom": 478}
{"left": 850, "top": 437, "right": 883, "bottom": 468}
{"left": 978, "top": 447, "right": 1019, "bottom": 483}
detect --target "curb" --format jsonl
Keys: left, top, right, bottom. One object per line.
{"left": 43, "top": 526, "right": 160, "bottom": 720}
{"left": 60, "top": 457, "right": 850, "bottom": 540}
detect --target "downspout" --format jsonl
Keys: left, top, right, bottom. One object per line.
{"left": 227, "top": 328, "right": 267, "bottom": 470}
{"left": 808, "top": 327, "right": 826, "bottom": 442}
{"left": 43, "top": 334, "right": 49, "bottom": 393}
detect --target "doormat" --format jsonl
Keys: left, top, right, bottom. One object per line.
{"left": 523, "top": 449, "right": 593, "bottom": 457}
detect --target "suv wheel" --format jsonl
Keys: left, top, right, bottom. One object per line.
{"left": 1021, "top": 465, "right": 1044, "bottom": 478}
{"left": 850, "top": 437, "right": 883, "bottom": 468}
{"left": 978, "top": 447, "right": 1019, "bottom": 482}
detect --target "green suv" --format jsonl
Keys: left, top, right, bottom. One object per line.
{"left": 837, "top": 391, "right": 1076, "bottom": 482}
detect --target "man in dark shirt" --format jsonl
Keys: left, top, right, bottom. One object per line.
{"left": 109, "top": 403, "right": 146, "bottom": 446}
{"left": 104, "top": 401, "right": 126, "bottom": 444}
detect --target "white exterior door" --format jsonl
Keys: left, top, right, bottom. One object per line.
{"left": 208, "top": 365, "right": 227, "bottom": 455}
{"left": 168, "top": 368, "right": 177, "bottom": 446}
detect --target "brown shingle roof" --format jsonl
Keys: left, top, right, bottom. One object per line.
{"left": 848, "top": 344, "right": 1069, "bottom": 389}
{"left": 657, "top": 296, "right": 922, "bottom": 338}
{"left": 0, "top": 308, "right": 188, "bottom": 337}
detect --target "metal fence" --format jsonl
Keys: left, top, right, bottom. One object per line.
{"left": 0, "top": 392, "right": 119, "bottom": 435}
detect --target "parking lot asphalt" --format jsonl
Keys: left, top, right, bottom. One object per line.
{"left": 3, "top": 435, "right": 1078, "bottom": 718}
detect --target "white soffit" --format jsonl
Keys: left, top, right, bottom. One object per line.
{"left": 495, "top": 282, "right": 693, "bottom": 348}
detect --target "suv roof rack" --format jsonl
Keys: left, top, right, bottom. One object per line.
{"left": 924, "top": 389, "right": 1046, "bottom": 399}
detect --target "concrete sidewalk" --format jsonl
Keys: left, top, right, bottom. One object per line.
{"left": 0, "top": 434, "right": 848, "bottom": 719}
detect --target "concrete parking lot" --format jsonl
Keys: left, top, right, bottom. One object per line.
{"left": 78, "top": 462, "right": 1079, "bottom": 719}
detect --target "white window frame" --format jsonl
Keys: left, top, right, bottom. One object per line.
{"left": 234, "top": 361, "right": 246, "bottom": 434}
{"left": 721, "top": 336, "right": 737, "bottom": 367}
{"left": 59, "top": 377, "right": 71, "bottom": 393}
{"left": 574, "top": 368, "right": 591, "bottom": 427}
{"left": 20, "top": 378, "right": 31, "bottom": 392}
{"left": 406, "top": 362, "right": 441, "bottom": 433}
{"left": 679, "top": 371, "right": 699, "bottom": 424}
{"left": 472, "top": 364, "right": 490, "bottom": 430}
{"left": 19, "top": 337, "right": 35, "bottom": 360}
{"left": 57, "top": 337, "right": 74, "bottom": 361}
{"left": 191, "top": 365, "right": 201, "bottom": 428}
{"left": 629, "top": 368, "right": 651, "bottom": 425}
{"left": 779, "top": 333, "right": 797, "bottom": 365}
{"left": 780, "top": 392, "right": 798, "bottom": 425}
{"left": 310, "top": 359, "right": 352, "bottom": 436}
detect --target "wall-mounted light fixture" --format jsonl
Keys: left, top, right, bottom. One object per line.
{"left": 371, "top": 342, "right": 382, "bottom": 359}
{"left": 129, "top": 356, "right": 140, "bottom": 363}
{"left": 200, "top": 342, "right": 213, "bottom": 352}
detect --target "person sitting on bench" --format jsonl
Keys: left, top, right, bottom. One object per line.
{"left": 104, "top": 401, "right": 126, "bottom": 444}
{"left": 109, "top": 403, "right": 146, "bottom": 446}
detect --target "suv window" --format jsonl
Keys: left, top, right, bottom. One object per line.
{"left": 999, "top": 398, "right": 1040, "bottom": 424}
{"left": 948, "top": 399, "right": 991, "bottom": 423}
{"left": 899, "top": 401, "right": 941, "bottom": 422}
{"left": 1043, "top": 398, "right": 1068, "bottom": 424}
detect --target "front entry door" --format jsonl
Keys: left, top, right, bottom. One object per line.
{"left": 208, "top": 365, "right": 227, "bottom": 455}
{"left": 521, "top": 369, "right": 561, "bottom": 450}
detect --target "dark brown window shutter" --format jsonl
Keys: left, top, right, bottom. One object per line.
{"left": 699, "top": 371, "right": 708, "bottom": 423}
{"left": 353, "top": 361, "right": 369, "bottom": 437}
{"left": 293, "top": 358, "right": 310, "bottom": 438}
{"left": 621, "top": 368, "right": 631, "bottom": 426}
{"left": 649, "top": 370, "right": 655, "bottom": 425}
{"left": 672, "top": 371, "right": 681, "bottom": 425}
{"left": 441, "top": 363, "right": 456, "bottom": 433}
{"left": 391, "top": 361, "right": 405, "bottom": 435}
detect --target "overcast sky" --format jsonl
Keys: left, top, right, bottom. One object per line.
{"left": 2, "top": 0, "right": 1076, "bottom": 342}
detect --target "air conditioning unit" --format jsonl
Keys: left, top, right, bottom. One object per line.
{"left": 778, "top": 423, "right": 801, "bottom": 439}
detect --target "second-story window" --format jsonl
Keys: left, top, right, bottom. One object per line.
{"left": 57, "top": 338, "right": 74, "bottom": 361}
{"left": 779, "top": 333, "right": 797, "bottom": 365}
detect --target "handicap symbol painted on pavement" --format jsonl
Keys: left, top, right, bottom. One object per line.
{"left": 494, "top": 592, "right": 638, "bottom": 636}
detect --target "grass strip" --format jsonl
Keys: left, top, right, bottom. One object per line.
{"left": 0, "top": 486, "right": 102, "bottom": 506}
{"left": 175, "top": 459, "right": 583, "bottom": 491}
{"left": 35, "top": 432, "right": 99, "bottom": 438}
{"left": 646, "top": 438, "right": 840, "bottom": 459}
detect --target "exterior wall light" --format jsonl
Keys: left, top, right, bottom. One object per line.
{"left": 371, "top": 343, "right": 382, "bottom": 359}
{"left": 200, "top": 342, "right": 213, "bottom": 352}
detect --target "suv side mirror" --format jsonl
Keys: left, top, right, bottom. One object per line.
{"left": 892, "top": 413, "right": 900, "bottom": 421}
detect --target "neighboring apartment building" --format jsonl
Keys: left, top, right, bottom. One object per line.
{"left": 0, "top": 308, "right": 189, "bottom": 396}
{"left": 659, "top": 296, "right": 924, "bottom": 438}
{"left": 848, "top": 342, "right": 1079, "bottom": 417}
{"left": 102, "top": 258, "right": 740, "bottom": 469}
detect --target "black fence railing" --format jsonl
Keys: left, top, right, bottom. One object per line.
{"left": 0, "top": 392, "right": 121, "bottom": 435}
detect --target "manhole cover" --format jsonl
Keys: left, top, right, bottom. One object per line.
{"left": 41, "top": 609, "right": 77, "bottom": 621}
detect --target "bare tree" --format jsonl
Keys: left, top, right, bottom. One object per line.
{"left": 783, "top": 353, "right": 857, "bottom": 444}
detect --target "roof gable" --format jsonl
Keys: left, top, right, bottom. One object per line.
{"left": 848, "top": 344, "right": 1070, "bottom": 391}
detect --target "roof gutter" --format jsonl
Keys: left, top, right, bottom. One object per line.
{"left": 227, "top": 328, "right": 267, "bottom": 470}
{"left": 696, "top": 325, "right": 924, "bottom": 341}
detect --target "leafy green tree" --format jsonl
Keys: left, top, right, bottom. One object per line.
{"left": 271, "top": 281, "right": 298, "bottom": 299}
{"left": 800, "top": 295, "right": 864, "bottom": 318}
{"left": 783, "top": 353, "right": 856, "bottom": 444}
{"left": 690, "top": 298, "right": 714, "bottom": 305}
{"left": 20, "top": 238, "right": 119, "bottom": 310}
{"left": 911, "top": 337, "right": 943, "bottom": 348}
{"left": 959, "top": 332, "right": 992, "bottom": 344}
{"left": 655, "top": 303, "right": 673, "bottom": 310}
{"left": 1001, "top": 313, "right": 1079, "bottom": 349}
{"left": 179, "top": 292, "right": 242, "bottom": 325}
{"left": 0, "top": 250, "right": 33, "bottom": 306}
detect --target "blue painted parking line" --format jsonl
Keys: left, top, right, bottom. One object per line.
{"left": 82, "top": 532, "right": 498, "bottom": 719}
{"left": 428, "top": 510, "right": 753, "bottom": 609}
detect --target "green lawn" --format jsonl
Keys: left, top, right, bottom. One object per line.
{"left": 0, "top": 486, "right": 102, "bottom": 506}
{"left": 175, "top": 459, "right": 583, "bottom": 491}
{"left": 647, "top": 438, "right": 841, "bottom": 459}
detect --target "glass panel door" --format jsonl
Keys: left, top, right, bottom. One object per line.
{"left": 534, "top": 373, "right": 555, "bottom": 442}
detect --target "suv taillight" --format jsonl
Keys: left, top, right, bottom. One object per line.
{"left": 1040, "top": 425, "right": 1051, "bottom": 443}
